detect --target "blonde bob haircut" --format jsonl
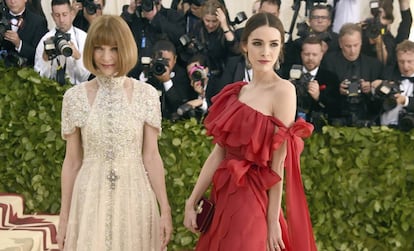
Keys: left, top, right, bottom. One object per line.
{"left": 83, "top": 15, "right": 138, "bottom": 77}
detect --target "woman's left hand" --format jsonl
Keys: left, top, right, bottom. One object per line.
{"left": 216, "top": 8, "right": 228, "bottom": 30}
{"left": 267, "top": 221, "right": 285, "bottom": 251}
{"left": 160, "top": 212, "right": 173, "bottom": 250}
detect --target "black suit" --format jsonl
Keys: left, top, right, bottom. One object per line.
{"left": 122, "top": 5, "right": 186, "bottom": 78}
{"left": 312, "top": 68, "right": 341, "bottom": 120}
{"left": 146, "top": 65, "right": 195, "bottom": 120}
{"left": 322, "top": 51, "right": 383, "bottom": 126}
{"left": 1, "top": 9, "right": 48, "bottom": 66}
{"left": 384, "top": 64, "right": 414, "bottom": 112}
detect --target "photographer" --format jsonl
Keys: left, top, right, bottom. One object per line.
{"left": 71, "top": 0, "right": 105, "bottom": 32}
{"left": 171, "top": 0, "right": 204, "bottom": 37}
{"left": 284, "top": 4, "right": 339, "bottom": 75}
{"left": 361, "top": 0, "right": 412, "bottom": 65}
{"left": 0, "top": 0, "right": 47, "bottom": 67}
{"left": 189, "top": 0, "right": 240, "bottom": 78}
{"left": 142, "top": 39, "right": 194, "bottom": 120}
{"left": 35, "top": 0, "right": 89, "bottom": 85}
{"left": 374, "top": 40, "right": 414, "bottom": 130}
{"left": 175, "top": 53, "right": 212, "bottom": 121}
{"left": 121, "top": 0, "right": 186, "bottom": 78}
{"left": 290, "top": 36, "right": 340, "bottom": 130}
{"left": 322, "top": 23, "right": 383, "bottom": 127}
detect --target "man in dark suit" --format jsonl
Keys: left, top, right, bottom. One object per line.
{"left": 322, "top": 23, "right": 383, "bottom": 127}
{"left": 121, "top": 0, "right": 186, "bottom": 78}
{"left": 142, "top": 39, "right": 194, "bottom": 121}
{"left": 374, "top": 40, "right": 414, "bottom": 130}
{"left": 290, "top": 36, "right": 340, "bottom": 131}
{"left": 0, "top": 0, "right": 48, "bottom": 67}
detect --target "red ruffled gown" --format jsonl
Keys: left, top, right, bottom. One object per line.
{"left": 196, "top": 81, "right": 317, "bottom": 251}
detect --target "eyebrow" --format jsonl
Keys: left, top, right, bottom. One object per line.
{"left": 251, "top": 38, "right": 280, "bottom": 42}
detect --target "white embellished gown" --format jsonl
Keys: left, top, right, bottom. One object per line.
{"left": 61, "top": 76, "right": 162, "bottom": 251}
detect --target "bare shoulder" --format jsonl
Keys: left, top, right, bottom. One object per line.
{"left": 270, "top": 78, "right": 296, "bottom": 125}
{"left": 270, "top": 78, "right": 296, "bottom": 98}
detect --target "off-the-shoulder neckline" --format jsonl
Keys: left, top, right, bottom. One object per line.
{"left": 234, "top": 81, "right": 289, "bottom": 128}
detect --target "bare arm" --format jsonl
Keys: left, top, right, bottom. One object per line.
{"left": 267, "top": 81, "right": 297, "bottom": 250}
{"left": 142, "top": 123, "right": 173, "bottom": 248}
{"left": 57, "top": 128, "right": 83, "bottom": 249}
{"left": 184, "top": 144, "right": 225, "bottom": 233}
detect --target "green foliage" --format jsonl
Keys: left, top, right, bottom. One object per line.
{"left": 0, "top": 64, "right": 70, "bottom": 213}
{"left": 159, "top": 118, "right": 213, "bottom": 250}
{"left": 1, "top": 64, "right": 413, "bottom": 250}
{"left": 302, "top": 126, "right": 414, "bottom": 251}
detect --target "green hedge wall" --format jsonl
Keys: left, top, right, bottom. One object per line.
{"left": 1, "top": 65, "right": 413, "bottom": 250}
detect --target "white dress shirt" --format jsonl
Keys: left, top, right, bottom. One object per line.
{"left": 381, "top": 77, "right": 414, "bottom": 126}
{"left": 34, "top": 26, "right": 90, "bottom": 85}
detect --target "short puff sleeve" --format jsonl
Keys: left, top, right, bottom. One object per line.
{"left": 61, "top": 85, "right": 89, "bottom": 139}
{"left": 138, "top": 81, "right": 162, "bottom": 132}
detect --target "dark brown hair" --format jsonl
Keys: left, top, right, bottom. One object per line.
{"left": 240, "top": 12, "right": 285, "bottom": 62}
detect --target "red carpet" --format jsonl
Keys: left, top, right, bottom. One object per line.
{"left": 0, "top": 193, "right": 59, "bottom": 251}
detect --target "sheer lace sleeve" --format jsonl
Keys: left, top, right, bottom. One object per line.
{"left": 61, "top": 85, "right": 88, "bottom": 139}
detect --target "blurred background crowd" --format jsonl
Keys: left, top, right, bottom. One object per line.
{"left": 1, "top": 0, "right": 414, "bottom": 131}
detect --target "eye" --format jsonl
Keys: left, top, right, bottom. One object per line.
{"left": 110, "top": 47, "right": 118, "bottom": 52}
{"left": 270, "top": 42, "right": 279, "bottom": 47}
{"left": 252, "top": 41, "right": 262, "bottom": 46}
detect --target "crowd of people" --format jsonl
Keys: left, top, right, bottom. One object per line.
{"left": 1, "top": 0, "right": 413, "bottom": 250}
{"left": 1, "top": 0, "right": 413, "bottom": 130}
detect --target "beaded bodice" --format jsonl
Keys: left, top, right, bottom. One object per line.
{"left": 83, "top": 76, "right": 140, "bottom": 161}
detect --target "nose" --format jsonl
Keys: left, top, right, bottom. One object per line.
{"left": 262, "top": 45, "right": 271, "bottom": 56}
{"left": 102, "top": 49, "right": 113, "bottom": 61}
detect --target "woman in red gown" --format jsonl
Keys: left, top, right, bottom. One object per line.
{"left": 184, "top": 12, "right": 317, "bottom": 251}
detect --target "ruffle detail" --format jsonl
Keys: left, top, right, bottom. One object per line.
{"left": 200, "top": 82, "right": 317, "bottom": 251}
{"left": 205, "top": 82, "right": 279, "bottom": 167}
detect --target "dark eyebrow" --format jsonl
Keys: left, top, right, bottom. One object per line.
{"left": 251, "top": 38, "right": 280, "bottom": 43}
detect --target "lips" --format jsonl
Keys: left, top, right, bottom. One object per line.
{"left": 258, "top": 60, "right": 270, "bottom": 64}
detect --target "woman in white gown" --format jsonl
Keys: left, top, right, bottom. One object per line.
{"left": 56, "top": 15, "right": 173, "bottom": 251}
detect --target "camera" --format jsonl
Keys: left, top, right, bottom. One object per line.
{"left": 344, "top": 77, "right": 361, "bottom": 97}
{"left": 289, "top": 64, "right": 312, "bottom": 98}
{"left": 77, "top": 0, "right": 102, "bottom": 15}
{"left": 177, "top": 103, "right": 193, "bottom": 116}
{"left": 135, "top": 0, "right": 160, "bottom": 17}
{"left": 363, "top": 17, "right": 386, "bottom": 39}
{"left": 174, "top": 102, "right": 204, "bottom": 121}
{"left": 373, "top": 80, "right": 400, "bottom": 111}
{"left": 44, "top": 31, "right": 72, "bottom": 60}
{"left": 362, "top": 0, "right": 387, "bottom": 39}
{"left": 141, "top": 54, "right": 168, "bottom": 76}
{"left": 289, "top": 64, "right": 313, "bottom": 116}
{"left": 399, "top": 109, "right": 414, "bottom": 132}
{"left": 179, "top": 34, "right": 205, "bottom": 54}
{"left": 189, "top": 65, "right": 206, "bottom": 82}
{"left": 152, "top": 57, "right": 168, "bottom": 76}
{"left": 230, "top": 11, "right": 247, "bottom": 26}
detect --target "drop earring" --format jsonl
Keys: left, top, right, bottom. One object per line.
{"left": 274, "top": 60, "right": 280, "bottom": 71}
{"left": 245, "top": 53, "right": 252, "bottom": 69}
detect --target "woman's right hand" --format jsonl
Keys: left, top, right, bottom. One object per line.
{"left": 183, "top": 200, "right": 199, "bottom": 234}
{"left": 56, "top": 218, "right": 67, "bottom": 250}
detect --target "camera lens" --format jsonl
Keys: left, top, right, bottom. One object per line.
{"left": 177, "top": 103, "right": 193, "bottom": 116}
{"left": 191, "top": 70, "right": 203, "bottom": 81}
{"left": 142, "top": 0, "right": 154, "bottom": 12}
{"left": 153, "top": 61, "right": 166, "bottom": 76}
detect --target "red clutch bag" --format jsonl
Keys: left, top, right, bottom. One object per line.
{"left": 196, "top": 197, "right": 215, "bottom": 233}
